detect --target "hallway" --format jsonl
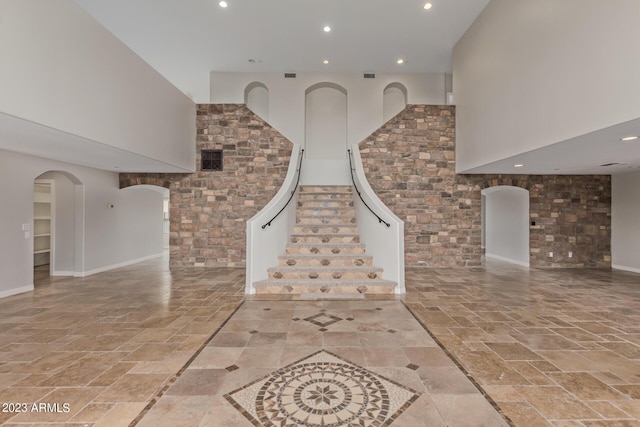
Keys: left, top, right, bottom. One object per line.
{"left": 0, "top": 257, "right": 639, "bottom": 426}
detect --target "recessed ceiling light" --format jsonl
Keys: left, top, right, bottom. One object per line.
{"left": 323, "top": 26, "right": 331, "bottom": 32}
{"left": 514, "top": 164, "right": 524, "bottom": 168}
{"left": 621, "top": 136, "right": 638, "bottom": 141}
{"left": 424, "top": 3, "right": 433, "bottom": 10}
{"left": 396, "top": 59, "right": 404, "bottom": 64}
{"left": 218, "top": 1, "right": 228, "bottom": 7}
{"left": 322, "top": 59, "right": 330, "bottom": 64}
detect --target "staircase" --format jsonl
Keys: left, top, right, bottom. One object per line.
{"left": 253, "top": 185, "right": 396, "bottom": 295}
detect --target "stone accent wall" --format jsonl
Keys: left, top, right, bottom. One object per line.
{"left": 120, "top": 104, "right": 293, "bottom": 267}
{"left": 360, "top": 105, "right": 611, "bottom": 268}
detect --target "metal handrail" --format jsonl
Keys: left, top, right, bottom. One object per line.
{"left": 347, "top": 149, "right": 390, "bottom": 227}
{"left": 262, "top": 148, "right": 305, "bottom": 229}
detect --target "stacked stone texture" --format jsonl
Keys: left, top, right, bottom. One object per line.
{"left": 359, "top": 105, "right": 611, "bottom": 268}
{"left": 120, "top": 104, "right": 293, "bottom": 267}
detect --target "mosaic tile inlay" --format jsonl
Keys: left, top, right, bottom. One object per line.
{"left": 304, "top": 312, "right": 343, "bottom": 328}
{"left": 225, "top": 350, "right": 421, "bottom": 427}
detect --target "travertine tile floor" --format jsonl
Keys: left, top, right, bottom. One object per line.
{"left": 0, "top": 257, "right": 638, "bottom": 426}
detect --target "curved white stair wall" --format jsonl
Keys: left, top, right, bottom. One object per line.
{"left": 349, "top": 146, "right": 405, "bottom": 293}
{"left": 245, "top": 147, "right": 303, "bottom": 294}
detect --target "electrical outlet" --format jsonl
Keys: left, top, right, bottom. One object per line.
{"left": 24, "top": 231, "right": 30, "bottom": 239}
{"left": 548, "top": 252, "right": 553, "bottom": 257}
{"left": 568, "top": 251, "right": 573, "bottom": 258}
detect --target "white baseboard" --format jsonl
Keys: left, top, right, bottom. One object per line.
{"left": 75, "top": 253, "right": 163, "bottom": 277}
{"left": 485, "top": 253, "right": 530, "bottom": 267}
{"left": 612, "top": 264, "right": 640, "bottom": 274}
{"left": 51, "top": 271, "right": 74, "bottom": 277}
{"left": 0, "top": 285, "right": 34, "bottom": 299}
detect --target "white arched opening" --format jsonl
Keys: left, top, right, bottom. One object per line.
{"left": 383, "top": 82, "right": 408, "bottom": 123}
{"left": 303, "top": 82, "right": 349, "bottom": 184}
{"left": 244, "top": 82, "right": 269, "bottom": 122}
{"left": 33, "top": 170, "right": 84, "bottom": 279}
{"left": 481, "top": 186, "right": 530, "bottom": 267}
{"left": 120, "top": 184, "right": 169, "bottom": 256}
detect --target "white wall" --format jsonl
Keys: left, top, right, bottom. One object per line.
{"left": 453, "top": 0, "right": 640, "bottom": 172}
{"left": 0, "top": 149, "right": 165, "bottom": 298}
{"left": 0, "top": 0, "right": 195, "bottom": 171}
{"left": 483, "top": 186, "right": 529, "bottom": 266}
{"left": 612, "top": 171, "right": 640, "bottom": 273}
{"left": 211, "top": 72, "right": 446, "bottom": 148}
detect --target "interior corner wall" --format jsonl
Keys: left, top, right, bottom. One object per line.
{"left": 0, "top": 0, "right": 195, "bottom": 171}
{"left": 119, "top": 104, "right": 294, "bottom": 268}
{"left": 0, "top": 149, "right": 165, "bottom": 298}
{"left": 612, "top": 171, "right": 640, "bottom": 272}
{"left": 210, "top": 72, "right": 445, "bottom": 147}
{"left": 452, "top": 0, "right": 640, "bottom": 172}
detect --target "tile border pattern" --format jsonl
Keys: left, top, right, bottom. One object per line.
{"left": 402, "top": 301, "right": 516, "bottom": 427}
{"left": 128, "top": 301, "right": 247, "bottom": 426}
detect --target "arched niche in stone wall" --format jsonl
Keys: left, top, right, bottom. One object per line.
{"left": 244, "top": 82, "right": 269, "bottom": 122}
{"left": 382, "top": 82, "right": 408, "bottom": 123}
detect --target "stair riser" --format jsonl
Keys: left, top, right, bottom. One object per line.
{"left": 278, "top": 257, "right": 373, "bottom": 267}
{"left": 286, "top": 246, "right": 366, "bottom": 255}
{"left": 254, "top": 283, "right": 395, "bottom": 295}
{"left": 298, "top": 201, "right": 353, "bottom": 209}
{"left": 296, "top": 217, "right": 356, "bottom": 225}
{"left": 294, "top": 226, "right": 358, "bottom": 234}
{"left": 297, "top": 209, "right": 355, "bottom": 217}
{"left": 298, "top": 194, "right": 353, "bottom": 201}
{"left": 291, "top": 235, "right": 360, "bottom": 244}
{"left": 300, "top": 186, "right": 352, "bottom": 193}
{"left": 269, "top": 271, "right": 382, "bottom": 280}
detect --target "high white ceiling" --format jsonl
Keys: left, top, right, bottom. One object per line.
{"left": 75, "top": 0, "right": 490, "bottom": 103}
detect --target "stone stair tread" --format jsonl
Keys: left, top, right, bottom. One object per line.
{"left": 254, "top": 279, "right": 397, "bottom": 286}
{"left": 291, "top": 233, "right": 360, "bottom": 237}
{"left": 287, "top": 242, "right": 365, "bottom": 247}
{"left": 268, "top": 265, "right": 383, "bottom": 273}
{"left": 279, "top": 254, "right": 373, "bottom": 259}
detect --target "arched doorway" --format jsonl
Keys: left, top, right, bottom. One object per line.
{"left": 303, "top": 82, "right": 348, "bottom": 184}
{"left": 244, "top": 82, "right": 269, "bottom": 122}
{"left": 33, "top": 170, "right": 84, "bottom": 281}
{"left": 121, "top": 185, "right": 170, "bottom": 253}
{"left": 481, "top": 185, "right": 530, "bottom": 267}
{"left": 383, "top": 82, "right": 408, "bottom": 123}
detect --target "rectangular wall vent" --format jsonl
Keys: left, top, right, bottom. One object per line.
{"left": 284, "top": 73, "right": 297, "bottom": 78}
{"left": 364, "top": 73, "right": 376, "bottom": 79}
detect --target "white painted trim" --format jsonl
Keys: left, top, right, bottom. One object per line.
{"left": 75, "top": 253, "right": 163, "bottom": 277}
{"left": 51, "top": 270, "right": 74, "bottom": 277}
{"left": 246, "top": 147, "right": 302, "bottom": 294}
{"left": 485, "top": 253, "right": 530, "bottom": 267}
{"left": 612, "top": 264, "right": 640, "bottom": 274}
{"left": 350, "top": 146, "right": 405, "bottom": 293}
{"left": 0, "top": 285, "right": 34, "bottom": 299}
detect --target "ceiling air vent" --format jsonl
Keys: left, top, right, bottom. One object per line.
{"left": 284, "top": 73, "right": 296, "bottom": 78}
{"left": 600, "top": 162, "right": 629, "bottom": 167}
{"left": 364, "top": 73, "right": 376, "bottom": 79}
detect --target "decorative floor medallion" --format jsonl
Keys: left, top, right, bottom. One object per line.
{"left": 225, "top": 350, "right": 421, "bottom": 426}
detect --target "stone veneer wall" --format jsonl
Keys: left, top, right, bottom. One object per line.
{"left": 120, "top": 104, "right": 293, "bottom": 267}
{"left": 360, "top": 105, "right": 611, "bottom": 268}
